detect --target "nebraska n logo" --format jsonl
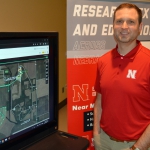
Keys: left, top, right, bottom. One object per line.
{"left": 126, "top": 69, "right": 137, "bottom": 79}
{"left": 73, "top": 84, "right": 89, "bottom": 102}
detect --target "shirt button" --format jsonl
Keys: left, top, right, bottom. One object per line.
{"left": 121, "top": 57, "right": 123, "bottom": 59}
{"left": 124, "top": 141, "right": 128, "bottom": 144}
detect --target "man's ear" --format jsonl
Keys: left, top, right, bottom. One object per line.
{"left": 139, "top": 22, "right": 143, "bottom": 34}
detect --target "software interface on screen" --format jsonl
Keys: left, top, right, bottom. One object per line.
{"left": 0, "top": 38, "right": 50, "bottom": 145}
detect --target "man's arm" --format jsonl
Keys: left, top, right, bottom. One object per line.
{"left": 93, "top": 92, "right": 102, "bottom": 135}
{"left": 132, "top": 124, "right": 150, "bottom": 150}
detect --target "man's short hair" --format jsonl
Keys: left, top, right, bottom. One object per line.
{"left": 113, "top": 3, "right": 142, "bottom": 24}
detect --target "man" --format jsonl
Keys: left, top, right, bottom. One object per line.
{"left": 93, "top": 3, "right": 150, "bottom": 150}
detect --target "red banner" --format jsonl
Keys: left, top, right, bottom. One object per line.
{"left": 67, "top": 58, "right": 97, "bottom": 149}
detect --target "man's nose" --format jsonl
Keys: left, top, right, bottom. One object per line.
{"left": 122, "top": 21, "right": 128, "bottom": 28}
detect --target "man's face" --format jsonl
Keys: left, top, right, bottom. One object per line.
{"left": 113, "top": 8, "right": 142, "bottom": 44}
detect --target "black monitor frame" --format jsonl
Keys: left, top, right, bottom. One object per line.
{"left": 0, "top": 32, "right": 59, "bottom": 150}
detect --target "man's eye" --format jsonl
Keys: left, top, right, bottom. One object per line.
{"left": 129, "top": 20, "right": 134, "bottom": 24}
{"left": 117, "top": 20, "right": 122, "bottom": 23}
{"left": 116, "top": 20, "right": 122, "bottom": 24}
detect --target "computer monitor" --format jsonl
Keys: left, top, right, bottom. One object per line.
{"left": 0, "top": 32, "right": 58, "bottom": 149}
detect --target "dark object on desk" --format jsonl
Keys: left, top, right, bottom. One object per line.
{"left": 24, "top": 131, "right": 89, "bottom": 150}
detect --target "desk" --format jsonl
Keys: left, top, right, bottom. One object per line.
{"left": 25, "top": 131, "right": 89, "bottom": 150}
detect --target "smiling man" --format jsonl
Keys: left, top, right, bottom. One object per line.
{"left": 93, "top": 3, "right": 150, "bottom": 150}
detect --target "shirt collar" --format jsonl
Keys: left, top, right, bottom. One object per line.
{"left": 112, "top": 40, "right": 142, "bottom": 59}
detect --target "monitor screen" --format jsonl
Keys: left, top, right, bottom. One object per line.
{"left": 0, "top": 32, "right": 58, "bottom": 149}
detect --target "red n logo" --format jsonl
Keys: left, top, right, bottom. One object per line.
{"left": 73, "top": 84, "right": 89, "bottom": 102}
